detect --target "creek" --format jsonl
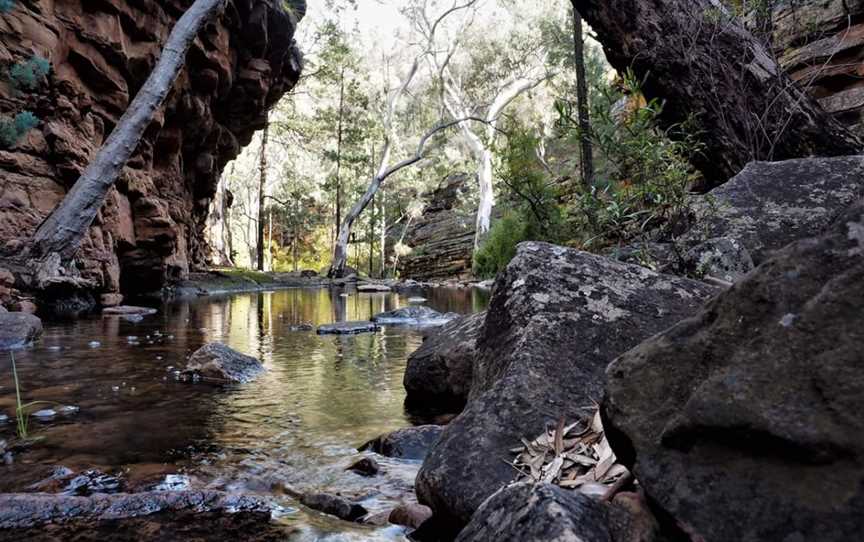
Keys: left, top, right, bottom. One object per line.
{"left": 0, "top": 286, "right": 488, "bottom": 540}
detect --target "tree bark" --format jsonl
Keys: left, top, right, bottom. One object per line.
{"left": 28, "top": 0, "right": 227, "bottom": 260}
{"left": 256, "top": 121, "right": 269, "bottom": 272}
{"left": 571, "top": 0, "right": 862, "bottom": 188}
{"left": 334, "top": 67, "right": 346, "bottom": 244}
{"left": 570, "top": 4, "right": 594, "bottom": 188}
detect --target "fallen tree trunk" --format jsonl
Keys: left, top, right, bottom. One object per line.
{"left": 572, "top": 0, "right": 862, "bottom": 188}
{"left": 28, "top": 0, "right": 227, "bottom": 261}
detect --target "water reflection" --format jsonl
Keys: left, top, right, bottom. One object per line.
{"left": 0, "top": 287, "right": 487, "bottom": 539}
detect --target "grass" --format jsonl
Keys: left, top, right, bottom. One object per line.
{"left": 10, "top": 351, "right": 28, "bottom": 439}
{"left": 213, "top": 267, "right": 280, "bottom": 285}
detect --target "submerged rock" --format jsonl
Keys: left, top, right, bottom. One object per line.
{"left": 360, "top": 425, "right": 444, "bottom": 461}
{"left": 371, "top": 306, "right": 459, "bottom": 326}
{"left": 61, "top": 470, "right": 124, "bottom": 496}
{"left": 299, "top": 493, "right": 367, "bottom": 522}
{"left": 102, "top": 306, "right": 158, "bottom": 317}
{"left": 415, "top": 242, "right": 717, "bottom": 527}
{"left": 403, "top": 312, "right": 485, "bottom": 410}
{"left": 389, "top": 503, "right": 433, "bottom": 530}
{"left": 603, "top": 200, "right": 864, "bottom": 542}
{"left": 0, "top": 490, "right": 271, "bottom": 530}
{"left": 346, "top": 457, "right": 380, "bottom": 477}
{"left": 183, "top": 343, "right": 265, "bottom": 384}
{"left": 0, "top": 312, "right": 42, "bottom": 350}
{"left": 316, "top": 321, "right": 380, "bottom": 335}
{"left": 356, "top": 283, "right": 392, "bottom": 292}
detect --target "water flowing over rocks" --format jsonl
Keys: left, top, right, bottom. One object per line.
{"left": 182, "top": 342, "right": 265, "bottom": 383}
{"left": 371, "top": 306, "right": 459, "bottom": 326}
{"left": 0, "top": 0, "right": 304, "bottom": 297}
{"left": 0, "top": 312, "right": 42, "bottom": 350}
{"left": 603, "top": 200, "right": 864, "bottom": 542}
{"left": 403, "top": 312, "right": 485, "bottom": 411}
{"left": 414, "top": 242, "right": 717, "bottom": 528}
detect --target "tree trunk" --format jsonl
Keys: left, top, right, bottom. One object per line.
{"left": 571, "top": 4, "right": 594, "bottom": 188}
{"left": 571, "top": 0, "right": 861, "bottom": 188}
{"left": 331, "top": 177, "right": 381, "bottom": 278}
{"left": 379, "top": 186, "right": 386, "bottom": 279}
{"left": 256, "top": 121, "right": 269, "bottom": 271}
{"left": 28, "top": 0, "right": 227, "bottom": 260}
{"left": 474, "top": 149, "right": 494, "bottom": 249}
{"left": 334, "top": 67, "right": 346, "bottom": 243}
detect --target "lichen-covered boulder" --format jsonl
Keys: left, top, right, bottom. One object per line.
{"left": 415, "top": 242, "right": 717, "bottom": 527}
{"left": 0, "top": 312, "right": 43, "bottom": 350}
{"left": 603, "top": 200, "right": 864, "bottom": 542}
{"left": 683, "top": 156, "right": 864, "bottom": 264}
{"left": 681, "top": 236, "right": 754, "bottom": 282}
{"left": 403, "top": 312, "right": 485, "bottom": 410}
{"left": 456, "top": 484, "right": 611, "bottom": 542}
{"left": 183, "top": 343, "right": 265, "bottom": 384}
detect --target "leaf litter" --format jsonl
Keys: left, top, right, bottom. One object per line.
{"left": 511, "top": 404, "right": 631, "bottom": 499}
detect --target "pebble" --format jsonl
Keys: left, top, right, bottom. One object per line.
{"left": 111, "top": 386, "right": 120, "bottom": 392}
{"left": 32, "top": 409, "right": 57, "bottom": 419}
{"left": 47, "top": 346, "right": 62, "bottom": 351}
{"left": 0, "top": 414, "right": 8, "bottom": 424}
{"left": 58, "top": 405, "right": 80, "bottom": 415}
{"left": 88, "top": 341, "right": 101, "bottom": 348}
{"left": 127, "top": 336, "right": 138, "bottom": 342}
{"left": 408, "top": 297, "right": 428, "bottom": 303}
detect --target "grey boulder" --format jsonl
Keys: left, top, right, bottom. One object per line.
{"left": 316, "top": 321, "right": 380, "bottom": 335}
{"left": 0, "top": 312, "right": 43, "bottom": 350}
{"left": 360, "top": 425, "right": 444, "bottom": 461}
{"left": 604, "top": 200, "right": 864, "bottom": 542}
{"left": 416, "top": 242, "right": 717, "bottom": 527}
{"left": 403, "top": 312, "right": 485, "bottom": 410}
{"left": 183, "top": 343, "right": 265, "bottom": 383}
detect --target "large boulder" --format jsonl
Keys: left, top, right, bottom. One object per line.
{"left": 603, "top": 200, "right": 864, "bottom": 541}
{"left": 403, "top": 312, "right": 485, "bottom": 410}
{"left": 683, "top": 156, "right": 864, "bottom": 264}
{"left": 415, "top": 242, "right": 717, "bottom": 527}
{"left": 0, "top": 312, "right": 43, "bottom": 350}
{"left": 183, "top": 343, "right": 265, "bottom": 384}
{"left": 456, "top": 483, "right": 652, "bottom": 542}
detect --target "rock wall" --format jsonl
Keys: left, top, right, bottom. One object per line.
{"left": 771, "top": 0, "right": 864, "bottom": 134}
{"left": 0, "top": 0, "right": 303, "bottom": 297}
{"left": 398, "top": 173, "right": 477, "bottom": 282}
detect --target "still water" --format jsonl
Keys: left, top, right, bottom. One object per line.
{"left": 0, "top": 287, "right": 488, "bottom": 540}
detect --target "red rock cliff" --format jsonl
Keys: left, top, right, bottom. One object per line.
{"left": 0, "top": 0, "right": 303, "bottom": 297}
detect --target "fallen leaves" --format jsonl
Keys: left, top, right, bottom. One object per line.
{"left": 511, "top": 405, "right": 631, "bottom": 498}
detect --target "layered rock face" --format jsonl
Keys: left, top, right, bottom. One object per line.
{"left": 771, "top": 0, "right": 864, "bottom": 135}
{"left": 0, "top": 0, "right": 303, "bottom": 296}
{"left": 399, "top": 173, "right": 477, "bottom": 281}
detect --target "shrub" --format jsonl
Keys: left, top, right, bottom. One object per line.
{"left": 0, "top": 111, "right": 39, "bottom": 148}
{"left": 473, "top": 212, "right": 528, "bottom": 279}
{"left": 8, "top": 56, "right": 51, "bottom": 91}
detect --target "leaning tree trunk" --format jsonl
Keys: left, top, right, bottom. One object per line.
{"left": 571, "top": 0, "right": 862, "bottom": 188}
{"left": 28, "top": 0, "right": 227, "bottom": 260}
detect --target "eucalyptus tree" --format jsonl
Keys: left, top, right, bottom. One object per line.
{"left": 412, "top": 0, "right": 557, "bottom": 248}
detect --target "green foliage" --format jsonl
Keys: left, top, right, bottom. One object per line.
{"left": 8, "top": 55, "right": 51, "bottom": 91}
{"left": 0, "top": 111, "right": 39, "bottom": 148}
{"left": 473, "top": 213, "right": 527, "bottom": 279}
{"left": 561, "top": 71, "right": 700, "bottom": 249}
{"left": 474, "top": 130, "right": 566, "bottom": 278}
{"left": 0, "top": 0, "right": 15, "bottom": 13}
